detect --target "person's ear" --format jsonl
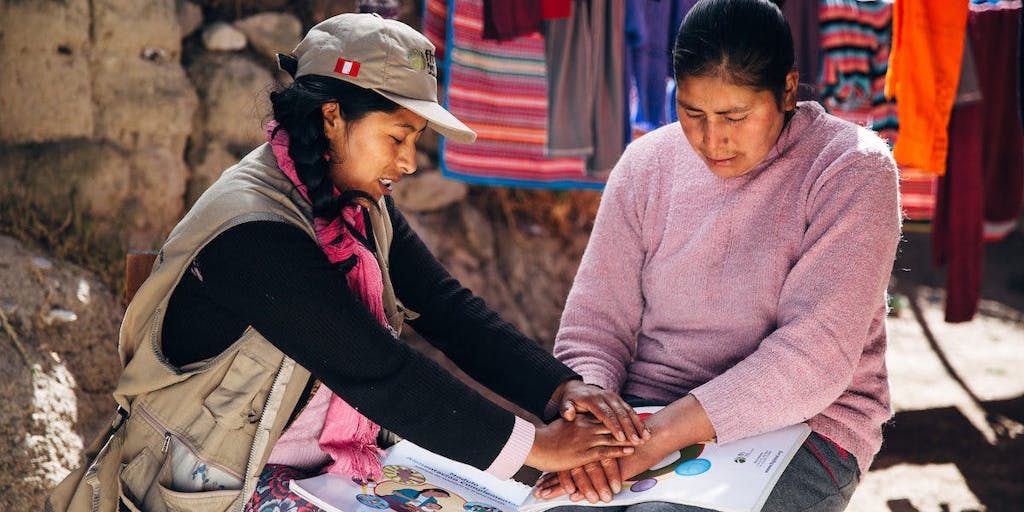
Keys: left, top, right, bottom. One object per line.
{"left": 322, "top": 102, "right": 344, "bottom": 138}
{"left": 783, "top": 70, "right": 799, "bottom": 111}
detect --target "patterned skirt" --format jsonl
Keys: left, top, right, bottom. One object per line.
{"left": 244, "top": 464, "right": 324, "bottom": 512}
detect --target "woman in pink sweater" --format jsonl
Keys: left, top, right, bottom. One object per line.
{"left": 535, "top": 0, "right": 901, "bottom": 510}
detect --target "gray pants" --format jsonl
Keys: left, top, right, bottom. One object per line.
{"left": 547, "top": 433, "right": 860, "bottom": 512}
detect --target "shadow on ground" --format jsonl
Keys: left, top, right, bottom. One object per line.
{"left": 869, "top": 227, "right": 1024, "bottom": 511}
{"left": 874, "top": 397, "right": 1024, "bottom": 511}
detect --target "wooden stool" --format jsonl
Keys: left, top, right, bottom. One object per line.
{"left": 125, "top": 250, "right": 158, "bottom": 304}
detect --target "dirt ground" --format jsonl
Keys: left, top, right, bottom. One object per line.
{"left": 846, "top": 229, "right": 1024, "bottom": 512}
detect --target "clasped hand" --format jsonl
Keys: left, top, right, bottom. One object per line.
{"left": 532, "top": 447, "right": 663, "bottom": 504}
{"left": 533, "top": 393, "right": 714, "bottom": 504}
{"left": 526, "top": 381, "right": 651, "bottom": 501}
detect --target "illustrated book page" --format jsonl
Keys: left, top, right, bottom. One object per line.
{"left": 291, "top": 440, "right": 531, "bottom": 512}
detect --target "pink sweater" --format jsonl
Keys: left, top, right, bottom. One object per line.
{"left": 554, "top": 102, "right": 901, "bottom": 475}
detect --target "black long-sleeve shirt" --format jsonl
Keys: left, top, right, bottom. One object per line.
{"left": 161, "top": 198, "right": 577, "bottom": 470}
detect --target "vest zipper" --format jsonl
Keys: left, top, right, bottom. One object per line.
{"left": 236, "top": 358, "right": 295, "bottom": 511}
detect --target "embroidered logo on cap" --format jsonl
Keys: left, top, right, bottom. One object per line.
{"left": 406, "top": 49, "right": 436, "bottom": 78}
{"left": 334, "top": 58, "right": 361, "bottom": 77}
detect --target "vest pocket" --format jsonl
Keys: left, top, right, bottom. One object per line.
{"left": 118, "top": 447, "right": 161, "bottom": 510}
{"left": 153, "top": 435, "right": 243, "bottom": 512}
{"left": 122, "top": 407, "right": 245, "bottom": 510}
{"left": 162, "top": 435, "right": 243, "bottom": 493}
{"left": 203, "top": 350, "right": 270, "bottom": 430}
{"left": 156, "top": 484, "right": 240, "bottom": 512}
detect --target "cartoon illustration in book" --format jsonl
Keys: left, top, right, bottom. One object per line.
{"left": 464, "top": 501, "right": 501, "bottom": 512}
{"left": 356, "top": 493, "right": 391, "bottom": 509}
{"left": 386, "top": 487, "right": 451, "bottom": 512}
{"left": 625, "top": 413, "right": 713, "bottom": 493}
{"left": 383, "top": 464, "right": 427, "bottom": 485}
{"left": 363, "top": 465, "right": 505, "bottom": 512}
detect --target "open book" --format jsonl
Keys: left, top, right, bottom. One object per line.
{"left": 291, "top": 407, "right": 811, "bottom": 512}
{"left": 290, "top": 441, "right": 532, "bottom": 512}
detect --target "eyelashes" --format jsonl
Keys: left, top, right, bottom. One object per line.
{"left": 683, "top": 113, "right": 747, "bottom": 123}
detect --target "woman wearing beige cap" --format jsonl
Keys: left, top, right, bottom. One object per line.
{"left": 47, "top": 13, "right": 646, "bottom": 512}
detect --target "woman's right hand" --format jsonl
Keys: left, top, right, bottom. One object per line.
{"left": 524, "top": 415, "right": 636, "bottom": 473}
{"left": 554, "top": 380, "right": 649, "bottom": 444}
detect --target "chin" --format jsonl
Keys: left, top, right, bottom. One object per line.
{"left": 707, "top": 164, "right": 753, "bottom": 179}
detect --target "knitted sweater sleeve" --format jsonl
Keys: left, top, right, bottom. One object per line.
{"left": 690, "top": 152, "right": 901, "bottom": 443}
{"left": 552, "top": 146, "right": 646, "bottom": 392}
{"left": 186, "top": 220, "right": 533, "bottom": 474}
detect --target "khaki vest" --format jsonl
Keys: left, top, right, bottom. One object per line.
{"left": 47, "top": 144, "right": 407, "bottom": 512}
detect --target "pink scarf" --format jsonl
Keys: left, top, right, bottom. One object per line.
{"left": 267, "top": 121, "right": 385, "bottom": 481}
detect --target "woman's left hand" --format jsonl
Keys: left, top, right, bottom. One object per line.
{"left": 533, "top": 448, "right": 664, "bottom": 502}
{"left": 554, "top": 380, "right": 649, "bottom": 444}
{"left": 534, "top": 469, "right": 573, "bottom": 501}
{"left": 533, "top": 458, "right": 621, "bottom": 503}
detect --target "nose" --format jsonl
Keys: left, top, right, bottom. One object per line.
{"left": 702, "top": 118, "right": 729, "bottom": 154}
{"left": 397, "top": 141, "right": 417, "bottom": 175}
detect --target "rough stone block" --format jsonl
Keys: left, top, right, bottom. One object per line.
{"left": 188, "top": 53, "right": 276, "bottom": 149}
{"left": 0, "top": 0, "right": 93, "bottom": 143}
{"left": 185, "top": 143, "right": 238, "bottom": 207}
{"left": 90, "top": 58, "right": 198, "bottom": 150}
{"left": 177, "top": 0, "right": 204, "bottom": 37}
{"left": 392, "top": 171, "right": 468, "bottom": 212}
{"left": 0, "top": 140, "right": 131, "bottom": 221}
{"left": 91, "top": 0, "right": 180, "bottom": 56}
{"left": 202, "top": 21, "right": 248, "bottom": 51}
{"left": 126, "top": 145, "right": 190, "bottom": 247}
{"left": 234, "top": 12, "right": 302, "bottom": 62}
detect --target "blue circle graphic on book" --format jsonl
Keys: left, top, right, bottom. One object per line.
{"left": 631, "top": 444, "right": 705, "bottom": 481}
{"left": 356, "top": 494, "right": 390, "bottom": 509}
{"left": 629, "top": 478, "right": 658, "bottom": 492}
{"left": 675, "top": 458, "right": 711, "bottom": 476}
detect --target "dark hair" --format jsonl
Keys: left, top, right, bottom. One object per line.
{"left": 420, "top": 489, "right": 450, "bottom": 496}
{"left": 672, "top": 0, "right": 795, "bottom": 107}
{"left": 268, "top": 75, "right": 402, "bottom": 218}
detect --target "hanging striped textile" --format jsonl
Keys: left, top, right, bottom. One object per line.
{"left": 424, "top": 0, "right": 605, "bottom": 189}
{"left": 898, "top": 167, "right": 938, "bottom": 222}
{"left": 819, "top": 0, "right": 933, "bottom": 220}
{"left": 819, "top": 0, "right": 899, "bottom": 144}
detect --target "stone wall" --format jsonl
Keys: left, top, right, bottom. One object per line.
{"left": 1, "top": 0, "right": 198, "bottom": 248}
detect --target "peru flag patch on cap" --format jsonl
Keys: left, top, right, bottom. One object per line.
{"left": 334, "top": 58, "right": 360, "bottom": 77}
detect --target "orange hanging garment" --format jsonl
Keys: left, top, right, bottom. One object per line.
{"left": 884, "top": 0, "right": 970, "bottom": 175}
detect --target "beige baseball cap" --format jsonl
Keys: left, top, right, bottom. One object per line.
{"left": 283, "top": 12, "right": 476, "bottom": 143}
